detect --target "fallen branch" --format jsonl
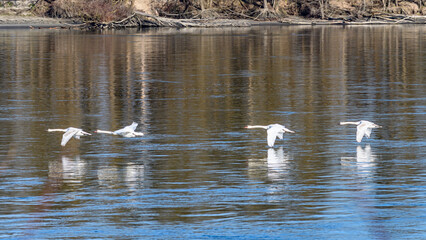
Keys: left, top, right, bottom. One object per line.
{"left": 71, "top": 11, "right": 426, "bottom": 30}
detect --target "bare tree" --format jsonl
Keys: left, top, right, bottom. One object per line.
{"left": 318, "top": 0, "right": 328, "bottom": 19}
{"left": 199, "top": 0, "right": 213, "bottom": 11}
{"left": 381, "top": 0, "right": 388, "bottom": 11}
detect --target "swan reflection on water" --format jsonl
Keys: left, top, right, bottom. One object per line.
{"left": 266, "top": 147, "right": 292, "bottom": 202}
{"left": 247, "top": 147, "right": 291, "bottom": 182}
{"left": 267, "top": 147, "right": 290, "bottom": 175}
{"left": 124, "top": 162, "right": 145, "bottom": 190}
{"left": 61, "top": 155, "right": 87, "bottom": 182}
{"left": 48, "top": 155, "right": 87, "bottom": 184}
{"left": 97, "top": 162, "right": 145, "bottom": 190}
{"left": 341, "top": 144, "right": 377, "bottom": 170}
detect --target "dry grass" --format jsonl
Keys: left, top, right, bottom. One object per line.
{"left": 388, "top": 1, "right": 420, "bottom": 14}
{"left": 33, "top": 0, "right": 425, "bottom": 22}
{"left": 34, "top": 0, "right": 133, "bottom": 22}
{"left": 79, "top": 0, "right": 133, "bottom": 22}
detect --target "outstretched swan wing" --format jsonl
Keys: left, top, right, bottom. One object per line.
{"left": 356, "top": 124, "right": 367, "bottom": 143}
{"left": 267, "top": 127, "right": 280, "bottom": 147}
{"left": 115, "top": 122, "right": 138, "bottom": 134}
{"left": 61, "top": 128, "right": 78, "bottom": 146}
{"left": 126, "top": 122, "right": 138, "bottom": 131}
{"left": 364, "top": 127, "right": 372, "bottom": 138}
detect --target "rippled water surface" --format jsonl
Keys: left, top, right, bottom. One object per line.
{"left": 0, "top": 25, "right": 425, "bottom": 239}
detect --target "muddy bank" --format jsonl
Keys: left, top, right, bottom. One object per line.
{"left": 0, "top": 14, "right": 77, "bottom": 28}
{"left": 79, "top": 11, "right": 426, "bottom": 29}
{"left": 0, "top": 12, "right": 425, "bottom": 30}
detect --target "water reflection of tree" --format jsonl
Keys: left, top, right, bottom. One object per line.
{"left": 4, "top": 26, "right": 423, "bottom": 150}
{"left": 2, "top": 26, "right": 425, "bottom": 230}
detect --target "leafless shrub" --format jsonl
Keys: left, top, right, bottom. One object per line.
{"left": 80, "top": 0, "right": 132, "bottom": 22}
{"left": 33, "top": 0, "right": 426, "bottom": 23}
{"left": 155, "top": 0, "right": 194, "bottom": 18}
{"left": 388, "top": 1, "right": 420, "bottom": 14}
{"left": 33, "top": 0, "right": 133, "bottom": 22}
{"left": 299, "top": 1, "right": 322, "bottom": 18}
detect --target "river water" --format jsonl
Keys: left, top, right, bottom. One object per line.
{"left": 0, "top": 25, "right": 425, "bottom": 239}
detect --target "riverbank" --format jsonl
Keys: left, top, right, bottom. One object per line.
{"left": 1, "top": 0, "right": 426, "bottom": 29}
{"left": 0, "top": 12, "right": 425, "bottom": 29}
{"left": 0, "top": 14, "right": 77, "bottom": 28}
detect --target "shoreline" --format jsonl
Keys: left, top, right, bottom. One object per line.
{"left": 0, "top": 14, "right": 425, "bottom": 29}
{"left": 0, "top": 15, "right": 76, "bottom": 29}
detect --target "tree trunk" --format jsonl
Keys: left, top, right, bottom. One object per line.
{"left": 200, "top": 0, "right": 205, "bottom": 11}
{"left": 264, "top": 0, "right": 268, "bottom": 11}
{"left": 319, "top": 0, "right": 327, "bottom": 19}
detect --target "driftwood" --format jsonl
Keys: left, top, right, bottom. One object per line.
{"left": 280, "top": 14, "right": 426, "bottom": 25}
{"left": 76, "top": 11, "right": 254, "bottom": 29}
{"left": 72, "top": 11, "right": 426, "bottom": 29}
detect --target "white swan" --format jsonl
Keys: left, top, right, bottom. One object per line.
{"left": 94, "top": 122, "right": 144, "bottom": 138}
{"left": 245, "top": 124, "right": 295, "bottom": 147}
{"left": 340, "top": 120, "right": 382, "bottom": 143}
{"left": 47, "top": 127, "right": 92, "bottom": 146}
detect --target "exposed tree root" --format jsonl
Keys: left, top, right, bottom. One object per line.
{"left": 69, "top": 11, "right": 426, "bottom": 30}
{"left": 73, "top": 11, "right": 254, "bottom": 29}
{"left": 254, "top": 8, "right": 281, "bottom": 20}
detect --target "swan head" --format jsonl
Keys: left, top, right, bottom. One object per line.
{"left": 282, "top": 127, "right": 295, "bottom": 133}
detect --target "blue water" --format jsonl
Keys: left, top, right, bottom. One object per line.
{"left": 0, "top": 25, "right": 425, "bottom": 239}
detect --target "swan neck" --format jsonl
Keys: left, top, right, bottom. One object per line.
{"left": 96, "top": 130, "right": 115, "bottom": 134}
{"left": 340, "top": 121, "right": 360, "bottom": 125}
{"left": 48, "top": 129, "right": 66, "bottom": 132}
{"left": 246, "top": 125, "right": 268, "bottom": 129}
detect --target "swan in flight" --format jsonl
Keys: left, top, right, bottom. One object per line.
{"left": 94, "top": 122, "right": 144, "bottom": 138}
{"left": 47, "top": 127, "right": 92, "bottom": 146}
{"left": 245, "top": 124, "right": 295, "bottom": 147}
{"left": 340, "top": 120, "right": 382, "bottom": 143}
